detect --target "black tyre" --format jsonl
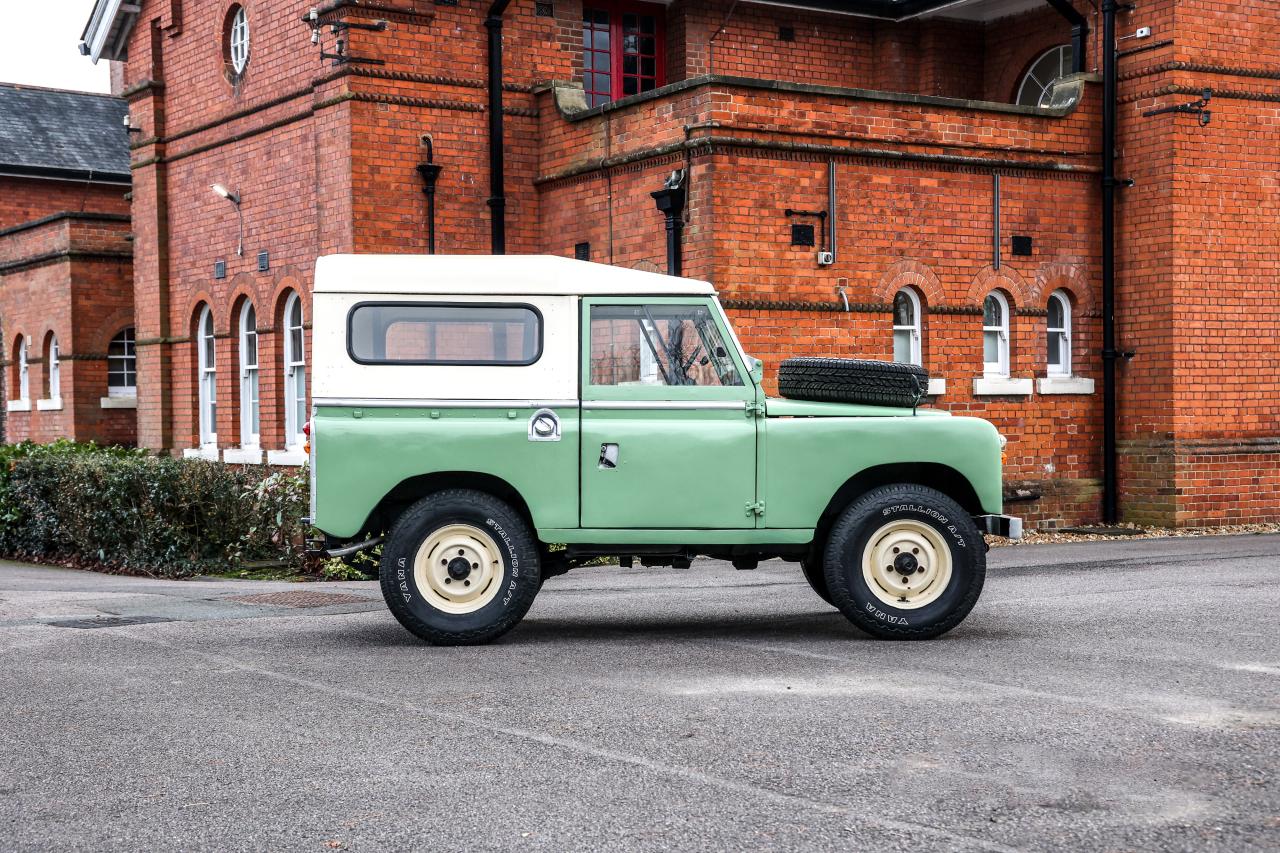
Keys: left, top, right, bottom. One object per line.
{"left": 778, "top": 357, "right": 929, "bottom": 408}
{"left": 823, "top": 484, "right": 984, "bottom": 640}
{"left": 379, "top": 490, "right": 541, "bottom": 645}
{"left": 800, "top": 557, "right": 833, "bottom": 605}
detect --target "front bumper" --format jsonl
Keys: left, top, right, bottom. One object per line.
{"left": 977, "top": 514, "right": 1023, "bottom": 540}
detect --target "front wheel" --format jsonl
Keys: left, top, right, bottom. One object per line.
{"left": 823, "top": 484, "right": 985, "bottom": 640}
{"left": 380, "top": 490, "right": 541, "bottom": 645}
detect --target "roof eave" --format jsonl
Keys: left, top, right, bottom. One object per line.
{"left": 81, "top": 0, "right": 140, "bottom": 63}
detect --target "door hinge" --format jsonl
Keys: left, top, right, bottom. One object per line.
{"left": 745, "top": 401, "right": 766, "bottom": 418}
{"left": 745, "top": 501, "right": 766, "bottom": 517}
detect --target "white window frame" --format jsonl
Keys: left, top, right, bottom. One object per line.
{"left": 229, "top": 6, "right": 250, "bottom": 75}
{"left": 1046, "top": 289, "right": 1071, "bottom": 377}
{"left": 1016, "top": 44, "right": 1072, "bottom": 107}
{"left": 16, "top": 336, "right": 29, "bottom": 402}
{"left": 283, "top": 292, "right": 307, "bottom": 451}
{"left": 107, "top": 327, "right": 137, "bottom": 398}
{"left": 892, "top": 288, "right": 923, "bottom": 366}
{"left": 44, "top": 334, "right": 60, "bottom": 401}
{"left": 197, "top": 306, "right": 217, "bottom": 448}
{"left": 239, "top": 302, "right": 260, "bottom": 448}
{"left": 983, "top": 291, "right": 1011, "bottom": 378}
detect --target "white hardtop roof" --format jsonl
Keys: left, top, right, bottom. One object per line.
{"left": 314, "top": 254, "right": 717, "bottom": 296}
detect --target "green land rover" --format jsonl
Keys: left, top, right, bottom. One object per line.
{"left": 307, "top": 254, "right": 1020, "bottom": 645}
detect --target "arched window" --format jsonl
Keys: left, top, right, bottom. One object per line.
{"left": 1016, "top": 45, "right": 1072, "bottom": 107}
{"left": 14, "top": 336, "right": 29, "bottom": 402}
{"left": 283, "top": 292, "right": 307, "bottom": 450}
{"left": 239, "top": 302, "right": 260, "bottom": 447}
{"left": 227, "top": 5, "right": 250, "bottom": 75}
{"left": 197, "top": 306, "right": 217, "bottom": 447}
{"left": 42, "top": 333, "right": 59, "bottom": 401}
{"left": 107, "top": 327, "right": 137, "bottom": 397}
{"left": 1047, "top": 290, "right": 1071, "bottom": 377}
{"left": 982, "top": 292, "right": 1010, "bottom": 377}
{"left": 892, "top": 288, "right": 922, "bottom": 365}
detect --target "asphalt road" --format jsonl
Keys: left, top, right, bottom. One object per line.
{"left": 1, "top": 535, "right": 1277, "bottom": 852}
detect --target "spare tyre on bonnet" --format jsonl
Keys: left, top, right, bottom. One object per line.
{"left": 778, "top": 357, "right": 929, "bottom": 408}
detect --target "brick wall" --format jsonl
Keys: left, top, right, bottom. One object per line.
{"left": 0, "top": 214, "right": 135, "bottom": 445}
{"left": 97, "top": 0, "right": 1280, "bottom": 527}
{"left": 0, "top": 177, "right": 128, "bottom": 231}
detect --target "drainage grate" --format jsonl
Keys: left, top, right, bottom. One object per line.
{"left": 227, "top": 590, "right": 371, "bottom": 609}
{"left": 47, "top": 615, "right": 174, "bottom": 629}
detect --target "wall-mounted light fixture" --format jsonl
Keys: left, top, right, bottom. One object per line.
{"left": 302, "top": 7, "right": 388, "bottom": 67}
{"left": 1143, "top": 88, "right": 1212, "bottom": 127}
{"left": 416, "top": 135, "right": 443, "bottom": 255}
{"left": 122, "top": 114, "right": 143, "bottom": 135}
{"left": 211, "top": 183, "right": 244, "bottom": 257}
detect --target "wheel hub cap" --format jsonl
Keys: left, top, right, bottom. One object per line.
{"left": 861, "top": 519, "right": 953, "bottom": 610}
{"left": 412, "top": 523, "right": 504, "bottom": 615}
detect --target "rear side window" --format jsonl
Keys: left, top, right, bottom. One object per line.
{"left": 348, "top": 302, "right": 542, "bottom": 365}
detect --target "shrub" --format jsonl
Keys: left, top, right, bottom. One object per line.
{"left": 0, "top": 441, "right": 312, "bottom": 578}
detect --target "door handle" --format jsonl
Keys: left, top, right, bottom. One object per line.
{"left": 598, "top": 443, "right": 619, "bottom": 469}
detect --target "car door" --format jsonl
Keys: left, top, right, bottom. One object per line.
{"left": 579, "top": 297, "right": 758, "bottom": 530}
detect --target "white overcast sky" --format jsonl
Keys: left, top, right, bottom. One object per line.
{"left": 0, "top": 0, "right": 110, "bottom": 93}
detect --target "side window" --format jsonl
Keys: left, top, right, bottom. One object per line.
{"left": 348, "top": 303, "right": 542, "bottom": 365}
{"left": 892, "top": 288, "right": 922, "bottom": 365}
{"left": 1047, "top": 290, "right": 1071, "bottom": 377}
{"left": 107, "top": 327, "right": 137, "bottom": 397}
{"left": 982, "top": 292, "right": 1010, "bottom": 377}
{"left": 589, "top": 304, "right": 743, "bottom": 387}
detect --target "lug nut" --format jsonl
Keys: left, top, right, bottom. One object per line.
{"left": 464, "top": 580, "right": 471, "bottom": 586}
{"left": 912, "top": 548, "right": 919, "bottom": 554}
{"left": 892, "top": 547, "right": 900, "bottom": 554}
{"left": 444, "top": 578, "right": 452, "bottom": 584}
{"left": 472, "top": 563, "right": 478, "bottom": 570}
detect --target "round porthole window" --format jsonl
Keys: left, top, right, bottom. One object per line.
{"left": 226, "top": 5, "right": 250, "bottom": 77}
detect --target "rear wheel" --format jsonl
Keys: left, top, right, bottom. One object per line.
{"left": 823, "top": 484, "right": 984, "bottom": 639}
{"left": 380, "top": 490, "right": 541, "bottom": 645}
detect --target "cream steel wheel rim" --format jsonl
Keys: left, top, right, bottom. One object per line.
{"left": 861, "top": 519, "right": 952, "bottom": 610}
{"left": 413, "top": 524, "right": 504, "bottom": 614}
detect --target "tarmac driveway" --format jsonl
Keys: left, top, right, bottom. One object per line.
{"left": 1, "top": 535, "right": 1277, "bottom": 851}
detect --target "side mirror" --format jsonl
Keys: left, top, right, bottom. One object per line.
{"left": 750, "top": 358, "right": 764, "bottom": 384}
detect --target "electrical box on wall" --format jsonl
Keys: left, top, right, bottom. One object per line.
{"left": 791, "top": 223, "right": 815, "bottom": 247}
{"left": 817, "top": 251, "right": 834, "bottom": 266}
{"left": 1011, "top": 235, "right": 1033, "bottom": 256}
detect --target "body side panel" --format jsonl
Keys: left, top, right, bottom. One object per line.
{"left": 312, "top": 404, "right": 580, "bottom": 538}
{"left": 763, "top": 414, "right": 1005, "bottom": 526}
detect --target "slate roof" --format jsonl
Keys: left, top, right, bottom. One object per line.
{"left": 0, "top": 83, "right": 130, "bottom": 183}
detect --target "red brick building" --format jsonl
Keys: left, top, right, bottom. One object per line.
{"left": 0, "top": 84, "right": 135, "bottom": 446}
{"left": 70, "top": 0, "right": 1280, "bottom": 527}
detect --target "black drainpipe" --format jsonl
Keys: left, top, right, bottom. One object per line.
{"left": 416, "top": 137, "right": 442, "bottom": 254}
{"left": 651, "top": 169, "right": 687, "bottom": 276}
{"left": 1101, "top": 0, "right": 1119, "bottom": 523}
{"left": 486, "top": 0, "right": 514, "bottom": 254}
{"left": 1046, "top": 0, "right": 1088, "bottom": 72}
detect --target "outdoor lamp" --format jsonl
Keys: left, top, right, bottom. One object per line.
{"left": 211, "top": 184, "right": 244, "bottom": 256}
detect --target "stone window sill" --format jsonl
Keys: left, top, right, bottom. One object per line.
{"left": 973, "top": 376, "right": 1034, "bottom": 396}
{"left": 6, "top": 399, "right": 31, "bottom": 412}
{"left": 182, "top": 446, "right": 220, "bottom": 462}
{"left": 224, "top": 447, "right": 264, "bottom": 465}
{"left": 267, "top": 448, "right": 308, "bottom": 467}
{"left": 1037, "top": 376, "right": 1095, "bottom": 395}
{"left": 36, "top": 398, "right": 63, "bottom": 411}
{"left": 101, "top": 396, "right": 138, "bottom": 409}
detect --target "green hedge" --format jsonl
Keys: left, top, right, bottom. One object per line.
{"left": 0, "top": 441, "right": 312, "bottom": 577}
